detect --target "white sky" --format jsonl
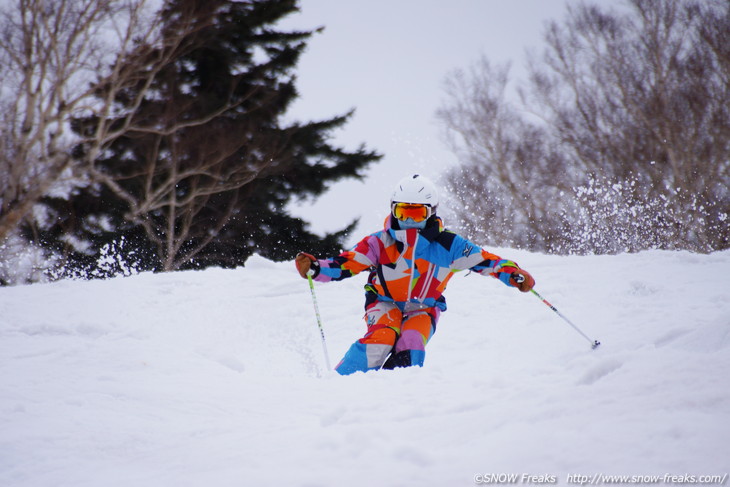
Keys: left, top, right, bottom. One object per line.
{"left": 278, "top": 1, "right": 573, "bottom": 246}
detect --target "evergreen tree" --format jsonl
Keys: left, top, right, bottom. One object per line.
{"left": 34, "top": 0, "right": 380, "bottom": 275}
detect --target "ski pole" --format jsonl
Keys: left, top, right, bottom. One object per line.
{"left": 529, "top": 288, "right": 601, "bottom": 350}
{"left": 306, "top": 272, "right": 332, "bottom": 370}
{"left": 513, "top": 274, "right": 600, "bottom": 349}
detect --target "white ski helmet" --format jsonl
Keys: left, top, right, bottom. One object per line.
{"left": 391, "top": 174, "right": 439, "bottom": 208}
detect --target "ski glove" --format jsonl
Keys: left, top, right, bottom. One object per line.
{"left": 295, "top": 252, "right": 320, "bottom": 278}
{"left": 510, "top": 269, "right": 535, "bottom": 292}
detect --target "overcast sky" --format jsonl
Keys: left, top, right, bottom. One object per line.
{"left": 277, "top": 1, "right": 573, "bottom": 245}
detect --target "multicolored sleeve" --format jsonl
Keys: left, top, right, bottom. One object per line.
{"left": 448, "top": 233, "right": 521, "bottom": 288}
{"left": 313, "top": 234, "right": 380, "bottom": 283}
{"left": 471, "top": 256, "right": 522, "bottom": 288}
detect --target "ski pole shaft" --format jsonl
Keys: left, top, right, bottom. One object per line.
{"left": 307, "top": 272, "right": 332, "bottom": 370}
{"left": 529, "top": 288, "right": 601, "bottom": 350}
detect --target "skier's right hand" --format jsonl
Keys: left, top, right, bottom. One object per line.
{"left": 295, "top": 252, "right": 318, "bottom": 278}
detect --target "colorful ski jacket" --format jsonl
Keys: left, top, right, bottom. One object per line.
{"left": 312, "top": 215, "right": 523, "bottom": 311}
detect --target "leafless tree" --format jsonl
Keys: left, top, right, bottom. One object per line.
{"left": 528, "top": 0, "right": 730, "bottom": 251}
{"left": 437, "top": 58, "right": 570, "bottom": 250}
{"left": 0, "top": 0, "right": 164, "bottom": 242}
{"left": 439, "top": 0, "right": 729, "bottom": 253}
{"left": 1, "top": 0, "right": 276, "bottom": 273}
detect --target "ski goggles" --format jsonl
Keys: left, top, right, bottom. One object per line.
{"left": 391, "top": 202, "right": 433, "bottom": 223}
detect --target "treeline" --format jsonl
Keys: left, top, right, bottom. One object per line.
{"left": 438, "top": 0, "right": 728, "bottom": 254}
{"left": 0, "top": 0, "right": 380, "bottom": 284}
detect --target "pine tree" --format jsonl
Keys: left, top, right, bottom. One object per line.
{"left": 34, "top": 0, "right": 380, "bottom": 275}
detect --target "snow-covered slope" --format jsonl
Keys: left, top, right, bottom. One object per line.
{"left": 1, "top": 250, "right": 729, "bottom": 486}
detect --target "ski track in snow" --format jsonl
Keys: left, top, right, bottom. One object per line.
{"left": 1, "top": 250, "right": 729, "bottom": 486}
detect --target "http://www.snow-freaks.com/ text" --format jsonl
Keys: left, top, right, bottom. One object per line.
{"left": 473, "top": 473, "right": 728, "bottom": 485}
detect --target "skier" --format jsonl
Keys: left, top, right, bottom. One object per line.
{"left": 295, "top": 174, "right": 535, "bottom": 375}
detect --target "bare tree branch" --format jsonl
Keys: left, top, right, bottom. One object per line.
{"left": 0, "top": 0, "right": 161, "bottom": 242}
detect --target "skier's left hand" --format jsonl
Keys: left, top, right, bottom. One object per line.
{"left": 510, "top": 269, "right": 535, "bottom": 292}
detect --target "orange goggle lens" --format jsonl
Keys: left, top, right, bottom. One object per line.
{"left": 392, "top": 203, "right": 432, "bottom": 222}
